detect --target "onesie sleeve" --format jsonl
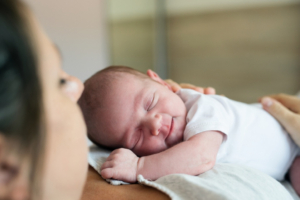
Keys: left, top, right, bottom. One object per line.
{"left": 177, "top": 89, "right": 234, "bottom": 141}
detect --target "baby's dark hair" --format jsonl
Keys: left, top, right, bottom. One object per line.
{"left": 78, "top": 65, "right": 149, "bottom": 149}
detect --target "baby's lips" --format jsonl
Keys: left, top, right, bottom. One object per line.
{"left": 165, "top": 118, "right": 174, "bottom": 140}
{"left": 155, "top": 129, "right": 160, "bottom": 136}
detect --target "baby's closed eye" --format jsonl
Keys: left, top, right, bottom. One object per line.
{"left": 147, "top": 93, "right": 158, "bottom": 111}
{"left": 147, "top": 94, "right": 155, "bottom": 111}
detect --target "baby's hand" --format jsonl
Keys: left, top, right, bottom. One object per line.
{"left": 100, "top": 148, "right": 139, "bottom": 183}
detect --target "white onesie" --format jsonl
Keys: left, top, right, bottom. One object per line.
{"left": 177, "top": 89, "right": 300, "bottom": 181}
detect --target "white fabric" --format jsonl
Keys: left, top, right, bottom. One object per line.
{"left": 138, "top": 163, "right": 295, "bottom": 200}
{"left": 88, "top": 142, "right": 297, "bottom": 199}
{"left": 177, "top": 89, "right": 300, "bottom": 181}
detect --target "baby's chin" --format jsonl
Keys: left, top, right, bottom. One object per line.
{"left": 166, "top": 118, "right": 185, "bottom": 147}
{"left": 166, "top": 130, "right": 184, "bottom": 148}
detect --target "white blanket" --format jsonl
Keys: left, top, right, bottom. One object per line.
{"left": 88, "top": 141, "right": 299, "bottom": 200}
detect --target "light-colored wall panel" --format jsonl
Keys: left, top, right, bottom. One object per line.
{"left": 167, "top": 5, "right": 300, "bottom": 102}
{"left": 110, "top": 19, "right": 155, "bottom": 73}
{"left": 109, "top": 3, "right": 300, "bottom": 103}
{"left": 109, "top": 0, "right": 300, "bottom": 21}
{"left": 24, "top": 0, "right": 109, "bottom": 81}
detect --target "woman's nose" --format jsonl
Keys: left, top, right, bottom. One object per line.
{"left": 63, "top": 76, "right": 84, "bottom": 102}
{"left": 146, "top": 114, "right": 162, "bottom": 136}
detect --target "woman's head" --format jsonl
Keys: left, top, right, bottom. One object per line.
{"left": 0, "top": 1, "right": 88, "bottom": 199}
{"left": 0, "top": 1, "right": 44, "bottom": 198}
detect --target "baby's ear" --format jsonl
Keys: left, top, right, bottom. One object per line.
{"left": 147, "top": 69, "right": 172, "bottom": 91}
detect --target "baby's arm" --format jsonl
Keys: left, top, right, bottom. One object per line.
{"left": 101, "top": 131, "right": 224, "bottom": 182}
{"left": 138, "top": 131, "right": 224, "bottom": 180}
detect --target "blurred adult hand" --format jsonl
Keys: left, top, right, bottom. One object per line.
{"left": 261, "top": 94, "right": 300, "bottom": 147}
{"left": 164, "top": 79, "right": 216, "bottom": 94}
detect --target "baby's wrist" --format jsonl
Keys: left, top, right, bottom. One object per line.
{"left": 136, "top": 157, "right": 145, "bottom": 178}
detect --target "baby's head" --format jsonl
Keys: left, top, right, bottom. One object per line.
{"left": 78, "top": 66, "right": 187, "bottom": 156}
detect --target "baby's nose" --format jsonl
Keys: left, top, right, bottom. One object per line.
{"left": 150, "top": 114, "right": 162, "bottom": 136}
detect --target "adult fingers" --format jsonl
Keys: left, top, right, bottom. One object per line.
{"left": 261, "top": 97, "right": 300, "bottom": 147}
{"left": 179, "top": 83, "right": 204, "bottom": 93}
{"left": 266, "top": 94, "right": 300, "bottom": 114}
{"left": 204, "top": 87, "right": 216, "bottom": 95}
{"left": 164, "top": 80, "right": 216, "bottom": 95}
{"left": 164, "top": 79, "right": 181, "bottom": 92}
{"left": 261, "top": 97, "right": 296, "bottom": 128}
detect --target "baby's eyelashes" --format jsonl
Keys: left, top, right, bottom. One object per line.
{"left": 147, "top": 95, "right": 155, "bottom": 111}
{"left": 147, "top": 93, "right": 157, "bottom": 111}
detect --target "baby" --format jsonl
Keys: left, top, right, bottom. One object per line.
{"left": 78, "top": 66, "right": 300, "bottom": 194}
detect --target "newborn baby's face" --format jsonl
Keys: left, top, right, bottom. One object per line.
{"left": 101, "top": 74, "right": 187, "bottom": 156}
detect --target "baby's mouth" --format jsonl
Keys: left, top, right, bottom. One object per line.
{"left": 166, "top": 118, "right": 174, "bottom": 140}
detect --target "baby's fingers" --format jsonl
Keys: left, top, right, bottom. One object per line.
{"left": 105, "top": 148, "right": 126, "bottom": 161}
{"left": 100, "top": 161, "right": 114, "bottom": 170}
{"left": 101, "top": 168, "right": 115, "bottom": 179}
{"left": 101, "top": 167, "right": 137, "bottom": 183}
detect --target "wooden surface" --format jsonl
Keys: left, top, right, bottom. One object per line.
{"left": 81, "top": 167, "right": 170, "bottom": 200}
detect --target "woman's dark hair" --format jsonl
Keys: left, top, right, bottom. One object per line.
{"left": 0, "top": 0, "right": 45, "bottom": 198}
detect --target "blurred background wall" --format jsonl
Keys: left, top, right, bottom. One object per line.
{"left": 24, "top": 0, "right": 109, "bottom": 82}
{"left": 23, "top": 0, "right": 300, "bottom": 103}
{"left": 109, "top": 0, "right": 300, "bottom": 103}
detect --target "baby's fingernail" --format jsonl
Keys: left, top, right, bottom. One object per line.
{"left": 262, "top": 97, "right": 273, "bottom": 107}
